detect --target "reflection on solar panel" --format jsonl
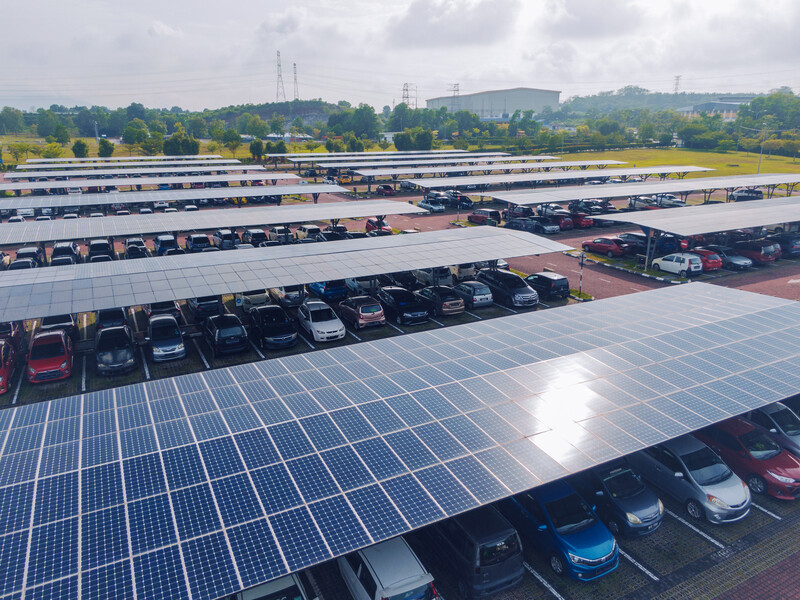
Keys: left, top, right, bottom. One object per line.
{"left": 289, "top": 152, "right": 507, "bottom": 164}
{"left": 404, "top": 166, "right": 714, "bottom": 190}
{"left": 17, "top": 160, "right": 240, "bottom": 171}
{"left": 488, "top": 173, "right": 800, "bottom": 205}
{"left": 0, "top": 200, "right": 426, "bottom": 245}
{"left": 0, "top": 227, "right": 570, "bottom": 322}
{"left": 6, "top": 165, "right": 265, "bottom": 180}
{"left": 594, "top": 194, "right": 800, "bottom": 236}
{"left": 354, "top": 160, "right": 625, "bottom": 177}
{"left": 0, "top": 184, "right": 345, "bottom": 211}
{"left": 0, "top": 173, "right": 298, "bottom": 192}
{"left": 0, "top": 283, "right": 796, "bottom": 599}
{"left": 27, "top": 155, "right": 224, "bottom": 163}
{"left": 321, "top": 155, "right": 558, "bottom": 170}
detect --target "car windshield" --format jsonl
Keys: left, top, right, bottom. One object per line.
{"left": 394, "top": 292, "right": 417, "bottom": 305}
{"left": 151, "top": 302, "right": 174, "bottom": 311}
{"left": 740, "top": 431, "right": 782, "bottom": 460}
{"left": 310, "top": 308, "right": 336, "bottom": 322}
{"left": 260, "top": 310, "right": 289, "bottom": 324}
{"left": 545, "top": 493, "right": 597, "bottom": 535}
{"left": 98, "top": 330, "right": 130, "bottom": 351}
{"left": 158, "top": 237, "right": 176, "bottom": 247}
{"left": 151, "top": 322, "right": 180, "bottom": 339}
{"left": 219, "top": 326, "right": 244, "bottom": 338}
{"left": 42, "top": 315, "right": 71, "bottom": 327}
{"left": 197, "top": 296, "right": 218, "bottom": 304}
{"left": 682, "top": 447, "right": 732, "bottom": 486}
{"left": 479, "top": 533, "right": 520, "bottom": 567}
{"left": 772, "top": 407, "right": 800, "bottom": 436}
{"left": 30, "top": 341, "right": 65, "bottom": 360}
{"left": 601, "top": 468, "right": 645, "bottom": 500}
{"left": 284, "top": 285, "right": 304, "bottom": 294}
{"left": 245, "top": 289, "right": 266, "bottom": 297}
{"left": 706, "top": 253, "right": 720, "bottom": 261}
{"left": 438, "top": 290, "right": 458, "bottom": 301}
{"left": 359, "top": 304, "right": 381, "bottom": 314}
{"left": 386, "top": 583, "right": 435, "bottom": 600}
{"left": 503, "top": 276, "right": 528, "bottom": 290}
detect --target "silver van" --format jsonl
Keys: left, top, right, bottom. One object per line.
{"left": 413, "top": 266, "right": 454, "bottom": 287}
{"left": 627, "top": 435, "right": 751, "bottom": 523}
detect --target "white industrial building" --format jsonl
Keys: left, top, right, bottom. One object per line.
{"left": 426, "top": 87, "right": 560, "bottom": 119}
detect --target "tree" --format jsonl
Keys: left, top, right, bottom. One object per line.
{"left": 71, "top": 139, "right": 89, "bottom": 158}
{"left": 140, "top": 133, "right": 164, "bottom": 155}
{"left": 378, "top": 139, "right": 390, "bottom": 150}
{"left": 222, "top": 129, "right": 242, "bottom": 157}
{"left": 37, "top": 110, "right": 60, "bottom": 138}
{"left": 98, "top": 138, "right": 115, "bottom": 157}
{"left": 273, "top": 140, "right": 288, "bottom": 154}
{"left": 126, "top": 102, "right": 146, "bottom": 122}
{"left": 269, "top": 114, "right": 285, "bottom": 135}
{"left": 0, "top": 107, "right": 25, "bottom": 133}
{"left": 207, "top": 141, "right": 219, "bottom": 154}
{"left": 122, "top": 125, "right": 147, "bottom": 145}
{"left": 8, "top": 143, "right": 30, "bottom": 163}
{"left": 249, "top": 139, "right": 264, "bottom": 161}
{"left": 41, "top": 142, "right": 63, "bottom": 158}
{"left": 53, "top": 123, "right": 70, "bottom": 145}
{"left": 325, "top": 138, "right": 345, "bottom": 152}
{"left": 187, "top": 117, "right": 208, "bottom": 139}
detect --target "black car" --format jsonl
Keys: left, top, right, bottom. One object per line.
{"left": 313, "top": 231, "right": 349, "bottom": 242}
{"left": 524, "top": 272, "right": 570, "bottom": 300}
{"left": 247, "top": 305, "right": 298, "bottom": 349}
{"left": 502, "top": 217, "right": 555, "bottom": 234}
{"left": 16, "top": 246, "right": 46, "bottom": 266}
{"left": 475, "top": 269, "right": 539, "bottom": 308}
{"left": 377, "top": 271, "right": 418, "bottom": 290}
{"left": 96, "top": 307, "right": 129, "bottom": 331}
{"left": 95, "top": 326, "right": 138, "bottom": 376}
{"left": 40, "top": 314, "right": 78, "bottom": 341}
{"left": 8, "top": 259, "right": 36, "bottom": 270}
{"left": 616, "top": 232, "right": 648, "bottom": 253}
{"left": 187, "top": 296, "right": 223, "bottom": 322}
{"left": 203, "top": 314, "right": 249, "bottom": 357}
{"left": 241, "top": 229, "right": 268, "bottom": 245}
{"left": 376, "top": 286, "right": 430, "bottom": 325}
{"left": 51, "top": 242, "right": 82, "bottom": 264}
{"left": 147, "top": 300, "right": 182, "bottom": 321}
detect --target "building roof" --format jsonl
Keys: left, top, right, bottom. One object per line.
{"left": 427, "top": 86, "right": 561, "bottom": 102}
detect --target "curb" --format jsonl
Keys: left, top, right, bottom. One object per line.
{"left": 563, "top": 251, "right": 687, "bottom": 285}
{"left": 569, "top": 294, "right": 594, "bottom": 302}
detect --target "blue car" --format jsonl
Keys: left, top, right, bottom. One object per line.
{"left": 498, "top": 480, "right": 618, "bottom": 581}
{"left": 307, "top": 279, "right": 348, "bottom": 302}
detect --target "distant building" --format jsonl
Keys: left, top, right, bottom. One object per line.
{"left": 677, "top": 97, "right": 754, "bottom": 121}
{"left": 426, "top": 87, "right": 560, "bottom": 119}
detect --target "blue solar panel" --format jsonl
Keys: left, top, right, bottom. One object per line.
{"left": 353, "top": 438, "right": 406, "bottom": 480}
{"left": 34, "top": 472, "right": 78, "bottom": 525}
{"left": 440, "top": 415, "right": 494, "bottom": 452}
{"left": 0, "top": 531, "right": 28, "bottom": 595}
{"left": 43, "top": 417, "right": 80, "bottom": 446}
{"left": 251, "top": 464, "right": 302, "bottom": 514}
{"left": 385, "top": 394, "right": 432, "bottom": 427}
{"left": 150, "top": 398, "right": 185, "bottom": 423}
{"left": 0, "top": 449, "right": 38, "bottom": 486}
{"left": 155, "top": 419, "right": 194, "bottom": 450}
{"left": 329, "top": 407, "right": 377, "bottom": 442}
{"left": 446, "top": 456, "right": 509, "bottom": 503}
{"left": 412, "top": 422, "right": 468, "bottom": 461}
{"left": 199, "top": 437, "right": 245, "bottom": 479}
{"left": 171, "top": 484, "right": 221, "bottom": 539}
{"left": 211, "top": 474, "right": 264, "bottom": 527}
{"left": 270, "top": 507, "right": 330, "bottom": 572}
{"left": 39, "top": 441, "right": 78, "bottom": 477}
{"left": 190, "top": 412, "right": 228, "bottom": 441}
{"left": 299, "top": 414, "right": 347, "bottom": 451}
{"left": 83, "top": 411, "right": 116, "bottom": 438}
{"left": 82, "top": 505, "right": 129, "bottom": 570}
{"left": 28, "top": 576, "right": 78, "bottom": 600}
{"left": 118, "top": 403, "right": 152, "bottom": 430}
{"left": 382, "top": 475, "right": 445, "bottom": 528}
{"left": 127, "top": 494, "right": 176, "bottom": 554}
{"left": 120, "top": 425, "right": 158, "bottom": 458}
{"left": 268, "top": 421, "right": 314, "bottom": 460}
{"left": 213, "top": 385, "right": 247, "bottom": 408}
{"left": 181, "top": 391, "right": 217, "bottom": 416}
{"left": 309, "top": 495, "right": 371, "bottom": 555}
{"left": 359, "top": 401, "right": 405, "bottom": 434}
{"left": 82, "top": 463, "right": 124, "bottom": 512}
{"left": 227, "top": 519, "right": 286, "bottom": 589}
{"left": 385, "top": 430, "right": 438, "bottom": 470}
{"left": 82, "top": 560, "right": 134, "bottom": 600}
{"left": 162, "top": 445, "right": 206, "bottom": 489}
{"left": 133, "top": 546, "right": 189, "bottom": 600}
{"left": 124, "top": 453, "right": 167, "bottom": 501}
{"left": 27, "top": 517, "right": 78, "bottom": 586}
{"left": 321, "top": 446, "right": 375, "bottom": 491}
{"left": 287, "top": 455, "right": 339, "bottom": 502}
{"left": 82, "top": 433, "right": 118, "bottom": 468}
{"left": 221, "top": 405, "right": 261, "bottom": 433}
{"left": 347, "top": 484, "right": 408, "bottom": 540}
{"left": 0, "top": 483, "right": 33, "bottom": 535}
{"left": 233, "top": 429, "right": 280, "bottom": 469}
{"left": 182, "top": 532, "right": 239, "bottom": 600}
{"left": 415, "top": 465, "right": 478, "bottom": 514}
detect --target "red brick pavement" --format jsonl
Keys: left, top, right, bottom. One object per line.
{"left": 715, "top": 550, "right": 800, "bottom": 600}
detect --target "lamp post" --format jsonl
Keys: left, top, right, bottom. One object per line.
{"left": 757, "top": 122, "right": 767, "bottom": 174}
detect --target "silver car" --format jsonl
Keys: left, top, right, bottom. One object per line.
{"left": 453, "top": 281, "right": 493, "bottom": 308}
{"left": 744, "top": 401, "right": 800, "bottom": 459}
{"left": 627, "top": 435, "right": 751, "bottom": 523}
{"left": 146, "top": 315, "right": 186, "bottom": 362}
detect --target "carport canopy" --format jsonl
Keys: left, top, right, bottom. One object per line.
{"left": 312, "top": 154, "right": 557, "bottom": 170}
{"left": 5, "top": 164, "right": 265, "bottom": 180}
{"left": 26, "top": 154, "right": 223, "bottom": 163}
{"left": 354, "top": 159, "right": 625, "bottom": 178}
{"left": 16, "top": 159, "right": 241, "bottom": 170}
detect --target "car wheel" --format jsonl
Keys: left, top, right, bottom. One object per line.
{"left": 457, "top": 580, "right": 472, "bottom": 600}
{"left": 549, "top": 553, "right": 566, "bottom": 576}
{"left": 607, "top": 251, "right": 614, "bottom": 258}
{"left": 686, "top": 499, "right": 704, "bottom": 520}
{"left": 396, "top": 313, "right": 403, "bottom": 325}
{"left": 607, "top": 519, "right": 622, "bottom": 536}
{"left": 746, "top": 474, "right": 768, "bottom": 495}
{"left": 582, "top": 245, "right": 590, "bottom": 252}
{"left": 652, "top": 263, "right": 660, "bottom": 271}
{"left": 679, "top": 270, "right": 688, "bottom": 278}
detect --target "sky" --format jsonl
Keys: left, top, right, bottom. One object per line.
{"left": 4, "top": 0, "right": 800, "bottom": 112}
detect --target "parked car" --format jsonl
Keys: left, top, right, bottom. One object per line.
{"left": 744, "top": 402, "right": 800, "bottom": 459}
{"left": 766, "top": 233, "right": 800, "bottom": 257}
{"left": 338, "top": 537, "right": 437, "bottom": 600}
{"left": 39, "top": 314, "right": 77, "bottom": 341}
{"left": 442, "top": 190, "right": 473, "bottom": 209}
{"left": 419, "top": 197, "right": 446, "bottom": 213}
{"left": 225, "top": 572, "right": 318, "bottom": 600}
{"left": 503, "top": 217, "right": 560, "bottom": 235}
{"left": 429, "top": 506, "right": 524, "bottom": 598}
{"left": 212, "top": 228, "right": 241, "bottom": 249}
{"left": 322, "top": 176, "right": 336, "bottom": 185}
{"left": 345, "top": 276, "right": 379, "bottom": 296}
{"left": 569, "top": 458, "right": 664, "bottom": 537}
{"left": 16, "top": 246, "right": 46, "bottom": 266}
{"left": 686, "top": 248, "right": 722, "bottom": 272}
{"left": 187, "top": 296, "right": 223, "bottom": 322}
{"left": 730, "top": 188, "right": 764, "bottom": 202}
{"left": 313, "top": 231, "right": 349, "bottom": 242}
{"left": 0, "top": 340, "right": 18, "bottom": 395}
{"left": 241, "top": 229, "right": 267, "bottom": 246}
{"left": 146, "top": 314, "right": 186, "bottom": 362}
{"left": 236, "top": 289, "right": 269, "bottom": 310}
{"left": 96, "top": 307, "right": 128, "bottom": 331}
{"left": 146, "top": 300, "right": 181, "bottom": 321}
{"left": 153, "top": 234, "right": 179, "bottom": 256}
{"left": 536, "top": 203, "right": 569, "bottom": 217}
{"left": 203, "top": 314, "right": 249, "bottom": 357}
{"left": 27, "top": 330, "right": 73, "bottom": 383}
{"left": 269, "top": 285, "right": 307, "bottom": 309}
{"left": 546, "top": 213, "right": 574, "bottom": 230}
{"left": 0, "top": 322, "right": 23, "bottom": 350}
{"left": 732, "top": 239, "right": 778, "bottom": 264}
{"left": 651, "top": 193, "right": 686, "bottom": 208}
{"left": 94, "top": 326, "right": 138, "bottom": 376}
{"left": 570, "top": 212, "right": 594, "bottom": 228}
{"left": 295, "top": 224, "right": 322, "bottom": 240}
{"left": 377, "top": 286, "right": 430, "bottom": 325}
{"left": 627, "top": 435, "right": 751, "bottom": 523}
{"left": 525, "top": 272, "right": 570, "bottom": 300}
{"left": 375, "top": 184, "right": 395, "bottom": 196}
{"left": 296, "top": 299, "right": 345, "bottom": 342}
{"left": 51, "top": 241, "right": 82, "bottom": 264}
{"left": 453, "top": 280, "right": 493, "bottom": 308}
{"left": 415, "top": 286, "right": 465, "bottom": 316}
{"left": 502, "top": 205, "right": 535, "bottom": 220}
{"left": 185, "top": 233, "right": 212, "bottom": 253}
{"left": 377, "top": 271, "right": 418, "bottom": 290}
{"left": 628, "top": 195, "right": 660, "bottom": 209}
{"left": 88, "top": 239, "right": 114, "bottom": 261}
{"left": 698, "top": 245, "right": 753, "bottom": 270}
{"left": 365, "top": 218, "right": 392, "bottom": 233}
{"left": 468, "top": 208, "right": 502, "bottom": 225}
{"left": 338, "top": 296, "right": 385, "bottom": 329}
{"left": 498, "top": 480, "right": 618, "bottom": 580}
{"left": 651, "top": 253, "right": 703, "bottom": 277}
{"left": 413, "top": 266, "right": 454, "bottom": 287}
{"left": 582, "top": 237, "right": 631, "bottom": 258}
{"left": 8, "top": 259, "right": 36, "bottom": 271}
{"left": 247, "top": 305, "right": 297, "bottom": 349}
{"left": 475, "top": 269, "right": 539, "bottom": 308}
{"left": 450, "top": 263, "right": 476, "bottom": 281}
{"left": 308, "top": 280, "right": 348, "bottom": 302}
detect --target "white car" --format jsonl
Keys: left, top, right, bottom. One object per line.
{"left": 418, "top": 198, "right": 446, "bottom": 213}
{"left": 296, "top": 299, "right": 345, "bottom": 342}
{"left": 536, "top": 203, "right": 567, "bottom": 216}
{"left": 153, "top": 201, "right": 169, "bottom": 210}
{"left": 652, "top": 252, "right": 703, "bottom": 277}
{"left": 322, "top": 176, "right": 337, "bottom": 184}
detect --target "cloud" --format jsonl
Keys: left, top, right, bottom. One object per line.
{"left": 147, "top": 21, "right": 184, "bottom": 38}
{"left": 536, "top": 0, "right": 645, "bottom": 39}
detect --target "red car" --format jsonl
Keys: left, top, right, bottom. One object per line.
{"left": 467, "top": 209, "right": 502, "bottom": 225}
{"left": 0, "top": 340, "right": 18, "bottom": 395}
{"left": 733, "top": 240, "right": 779, "bottom": 264}
{"left": 375, "top": 184, "right": 395, "bottom": 196}
{"left": 694, "top": 418, "right": 800, "bottom": 500}
{"left": 0, "top": 322, "right": 23, "bottom": 350}
{"left": 548, "top": 213, "right": 574, "bottom": 231}
{"left": 570, "top": 212, "right": 594, "bottom": 228}
{"left": 688, "top": 248, "right": 723, "bottom": 272}
{"left": 582, "top": 237, "right": 631, "bottom": 257}
{"left": 27, "top": 330, "right": 73, "bottom": 384}
{"left": 365, "top": 218, "right": 392, "bottom": 233}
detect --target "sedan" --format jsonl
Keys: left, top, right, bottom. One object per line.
{"left": 569, "top": 212, "right": 594, "bottom": 228}
{"left": 688, "top": 248, "right": 722, "bottom": 272}
{"left": 746, "top": 401, "right": 800, "bottom": 459}
{"left": 248, "top": 305, "right": 297, "bottom": 349}
{"left": 582, "top": 237, "right": 631, "bottom": 258}
{"left": 146, "top": 315, "right": 186, "bottom": 362}
{"left": 698, "top": 245, "right": 752, "bottom": 270}
{"left": 376, "top": 286, "right": 430, "bottom": 325}
{"left": 503, "top": 217, "right": 559, "bottom": 235}
{"left": 203, "top": 314, "right": 249, "bottom": 357}
{"left": 296, "top": 299, "right": 345, "bottom": 342}
{"left": 453, "top": 281, "right": 493, "bottom": 308}
{"left": 375, "top": 184, "right": 395, "bottom": 196}
{"left": 95, "top": 326, "right": 138, "bottom": 376}
{"left": 415, "top": 286, "right": 465, "bottom": 316}
{"left": 28, "top": 331, "right": 73, "bottom": 383}
{"left": 338, "top": 296, "right": 385, "bottom": 330}
{"left": 418, "top": 198, "right": 446, "bottom": 213}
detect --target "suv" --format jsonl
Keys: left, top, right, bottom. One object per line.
{"left": 203, "top": 314, "right": 249, "bottom": 357}
{"left": 241, "top": 229, "right": 267, "bottom": 245}
{"left": 733, "top": 239, "right": 779, "bottom": 264}
{"left": 51, "top": 242, "right": 82, "bottom": 264}
{"left": 766, "top": 232, "right": 800, "bottom": 257}
{"left": 468, "top": 208, "right": 502, "bottom": 225}
{"left": 185, "top": 234, "right": 211, "bottom": 253}
{"left": 338, "top": 537, "right": 438, "bottom": 600}
{"left": 525, "top": 272, "right": 570, "bottom": 300}
{"left": 88, "top": 239, "right": 114, "bottom": 261}
{"left": 476, "top": 269, "right": 539, "bottom": 308}
{"left": 153, "top": 234, "right": 179, "bottom": 256}
{"left": 295, "top": 224, "right": 322, "bottom": 240}
{"left": 413, "top": 266, "right": 454, "bottom": 287}
{"left": 16, "top": 246, "right": 47, "bottom": 266}
{"left": 730, "top": 188, "right": 764, "bottom": 202}
{"left": 187, "top": 296, "right": 223, "bottom": 322}
{"left": 212, "top": 229, "right": 240, "bottom": 250}
{"left": 268, "top": 226, "right": 293, "bottom": 243}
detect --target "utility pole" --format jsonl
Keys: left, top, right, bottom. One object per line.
{"left": 276, "top": 51, "right": 286, "bottom": 103}
{"left": 448, "top": 83, "right": 460, "bottom": 113}
{"left": 673, "top": 75, "right": 681, "bottom": 94}
{"left": 757, "top": 122, "right": 767, "bottom": 174}
{"left": 293, "top": 63, "right": 299, "bottom": 101}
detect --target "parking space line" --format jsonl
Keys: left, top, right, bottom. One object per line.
{"left": 81, "top": 355, "right": 87, "bottom": 392}
{"left": 619, "top": 548, "right": 659, "bottom": 582}
{"left": 11, "top": 368, "right": 24, "bottom": 405}
{"left": 140, "top": 348, "right": 151, "bottom": 380}
{"left": 665, "top": 509, "right": 725, "bottom": 549}
{"left": 496, "top": 304, "right": 518, "bottom": 314}
{"left": 297, "top": 332, "right": 316, "bottom": 350}
{"left": 464, "top": 311, "right": 483, "bottom": 320}
{"left": 249, "top": 340, "right": 265, "bottom": 360}
{"left": 539, "top": 302, "right": 550, "bottom": 308}
{"left": 752, "top": 502, "right": 783, "bottom": 521}
{"left": 386, "top": 322, "right": 405, "bottom": 334}
{"left": 429, "top": 317, "right": 444, "bottom": 326}
{"left": 192, "top": 339, "right": 211, "bottom": 369}
{"left": 523, "top": 562, "right": 565, "bottom": 600}
{"left": 346, "top": 329, "right": 362, "bottom": 342}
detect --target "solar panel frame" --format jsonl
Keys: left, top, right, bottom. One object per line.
{"left": 17, "top": 159, "right": 241, "bottom": 171}
{"left": 5, "top": 165, "right": 267, "bottom": 180}
{"left": 354, "top": 159, "right": 625, "bottom": 177}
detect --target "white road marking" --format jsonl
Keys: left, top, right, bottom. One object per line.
{"left": 599, "top": 278, "right": 612, "bottom": 283}
{"left": 619, "top": 548, "right": 659, "bottom": 582}
{"left": 11, "top": 367, "right": 24, "bottom": 405}
{"left": 665, "top": 509, "right": 725, "bottom": 549}
{"left": 346, "top": 329, "right": 362, "bottom": 342}
{"left": 298, "top": 332, "right": 316, "bottom": 350}
{"left": 429, "top": 317, "right": 444, "bottom": 326}
{"left": 192, "top": 339, "right": 211, "bottom": 369}
{"left": 81, "top": 355, "right": 87, "bottom": 392}
{"left": 249, "top": 340, "right": 265, "bottom": 360}
{"left": 523, "top": 562, "right": 565, "bottom": 600}
{"left": 539, "top": 302, "right": 550, "bottom": 308}
{"left": 495, "top": 304, "right": 518, "bottom": 314}
{"left": 140, "top": 348, "right": 151, "bottom": 380}
{"left": 464, "top": 311, "right": 482, "bottom": 320}
{"left": 752, "top": 502, "right": 782, "bottom": 520}
{"left": 386, "top": 321, "right": 405, "bottom": 334}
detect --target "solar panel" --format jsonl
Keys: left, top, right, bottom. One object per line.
{"left": 0, "top": 199, "right": 425, "bottom": 245}
{"left": 272, "top": 150, "right": 470, "bottom": 159}
{"left": 5, "top": 165, "right": 265, "bottom": 180}
{"left": 0, "top": 227, "right": 571, "bottom": 322}
{"left": 288, "top": 151, "right": 505, "bottom": 164}
{"left": 403, "top": 166, "right": 714, "bottom": 189}
{"left": 314, "top": 155, "right": 557, "bottom": 169}
{"left": 17, "top": 159, "right": 240, "bottom": 171}
{"left": 354, "top": 159, "right": 625, "bottom": 176}
{"left": 27, "top": 155, "right": 223, "bottom": 163}
{"left": 0, "top": 184, "right": 345, "bottom": 211}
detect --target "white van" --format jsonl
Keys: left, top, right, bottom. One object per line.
{"left": 295, "top": 224, "right": 322, "bottom": 240}
{"left": 338, "top": 537, "right": 437, "bottom": 600}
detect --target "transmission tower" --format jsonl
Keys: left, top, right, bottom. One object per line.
{"left": 448, "top": 83, "right": 460, "bottom": 113}
{"left": 402, "top": 83, "right": 411, "bottom": 107}
{"left": 673, "top": 75, "right": 681, "bottom": 94}
{"left": 276, "top": 51, "right": 286, "bottom": 102}
{"left": 293, "top": 63, "right": 299, "bottom": 100}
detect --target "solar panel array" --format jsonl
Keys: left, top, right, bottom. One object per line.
{"left": 0, "top": 283, "right": 797, "bottom": 600}
{"left": 5, "top": 165, "right": 265, "bottom": 180}
{"left": 0, "top": 227, "right": 570, "bottom": 322}
{"left": 0, "top": 174, "right": 298, "bottom": 193}
{"left": 17, "top": 160, "right": 241, "bottom": 171}
{"left": 594, "top": 194, "right": 800, "bottom": 236}
{"left": 488, "top": 173, "right": 800, "bottom": 205}
{"left": 0, "top": 199, "right": 426, "bottom": 245}
{"left": 354, "top": 159, "right": 626, "bottom": 178}
{"left": 289, "top": 152, "right": 507, "bottom": 164}
{"left": 403, "top": 166, "right": 714, "bottom": 189}
{"left": 27, "top": 155, "right": 224, "bottom": 163}
{"left": 270, "top": 149, "right": 470, "bottom": 159}
{"left": 318, "top": 154, "right": 558, "bottom": 170}
{"left": 0, "top": 184, "right": 345, "bottom": 211}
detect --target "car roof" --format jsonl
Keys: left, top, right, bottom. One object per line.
{"left": 149, "top": 314, "right": 178, "bottom": 324}
{"left": 304, "top": 298, "right": 329, "bottom": 307}
{"left": 712, "top": 417, "right": 756, "bottom": 436}
{"left": 662, "top": 434, "right": 706, "bottom": 454}
{"left": 359, "top": 537, "right": 426, "bottom": 586}
{"left": 32, "top": 330, "right": 65, "bottom": 342}
{"left": 529, "top": 479, "right": 575, "bottom": 503}
{"left": 531, "top": 271, "right": 566, "bottom": 281}
{"left": 453, "top": 505, "right": 516, "bottom": 542}
{"left": 349, "top": 295, "right": 380, "bottom": 305}
{"left": 761, "top": 402, "right": 792, "bottom": 415}
{"left": 210, "top": 314, "right": 240, "bottom": 325}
